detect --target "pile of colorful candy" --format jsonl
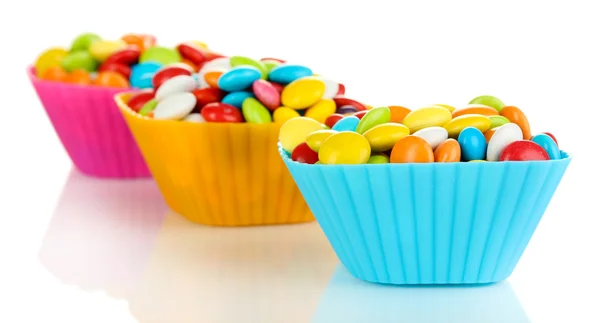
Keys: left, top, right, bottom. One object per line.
{"left": 279, "top": 95, "right": 562, "bottom": 164}
{"left": 33, "top": 32, "right": 222, "bottom": 88}
{"left": 124, "top": 56, "right": 352, "bottom": 123}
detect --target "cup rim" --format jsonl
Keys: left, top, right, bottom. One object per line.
{"left": 278, "top": 144, "right": 572, "bottom": 167}
{"left": 27, "top": 65, "right": 134, "bottom": 92}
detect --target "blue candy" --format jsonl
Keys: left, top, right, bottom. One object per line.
{"left": 531, "top": 133, "right": 560, "bottom": 160}
{"left": 458, "top": 127, "right": 487, "bottom": 161}
{"left": 130, "top": 62, "right": 162, "bottom": 89}
{"left": 332, "top": 116, "right": 360, "bottom": 132}
{"left": 217, "top": 66, "right": 262, "bottom": 92}
{"left": 222, "top": 91, "right": 255, "bottom": 109}
{"left": 268, "top": 64, "right": 313, "bottom": 84}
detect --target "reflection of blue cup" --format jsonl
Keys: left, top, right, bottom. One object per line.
{"left": 38, "top": 169, "right": 167, "bottom": 298}
{"left": 313, "top": 266, "right": 530, "bottom": 323}
{"left": 281, "top": 146, "right": 571, "bottom": 284}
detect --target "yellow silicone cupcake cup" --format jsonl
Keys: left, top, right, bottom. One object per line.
{"left": 116, "top": 93, "right": 313, "bottom": 226}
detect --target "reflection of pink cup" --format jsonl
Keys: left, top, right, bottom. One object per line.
{"left": 27, "top": 67, "right": 150, "bottom": 178}
{"left": 38, "top": 169, "right": 166, "bottom": 298}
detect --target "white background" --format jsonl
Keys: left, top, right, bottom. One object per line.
{"left": 1, "top": 0, "right": 599, "bottom": 322}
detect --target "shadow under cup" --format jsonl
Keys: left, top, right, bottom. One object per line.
{"left": 281, "top": 146, "right": 572, "bottom": 285}
{"left": 28, "top": 67, "right": 150, "bottom": 178}
{"left": 115, "top": 92, "right": 313, "bottom": 226}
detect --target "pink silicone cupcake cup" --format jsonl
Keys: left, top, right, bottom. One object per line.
{"left": 28, "top": 67, "right": 150, "bottom": 178}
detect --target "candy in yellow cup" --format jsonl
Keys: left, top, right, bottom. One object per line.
{"left": 116, "top": 93, "right": 313, "bottom": 226}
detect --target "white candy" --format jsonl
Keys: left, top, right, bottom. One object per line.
{"left": 155, "top": 75, "right": 197, "bottom": 101}
{"left": 487, "top": 123, "right": 523, "bottom": 161}
{"left": 413, "top": 126, "right": 448, "bottom": 149}
{"left": 153, "top": 92, "right": 197, "bottom": 120}
{"left": 184, "top": 113, "right": 205, "bottom": 123}
{"left": 198, "top": 57, "right": 231, "bottom": 80}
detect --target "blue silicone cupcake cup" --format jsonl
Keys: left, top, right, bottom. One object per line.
{"left": 280, "top": 146, "right": 571, "bottom": 285}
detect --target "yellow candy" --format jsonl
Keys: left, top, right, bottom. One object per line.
{"left": 279, "top": 117, "right": 323, "bottom": 153}
{"left": 189, "top": 40, "right": 209, "bottom": 49}
{"left": 306, "top": 130, "right": 337, "bottom": 152}
{"left": 281, "top": 77, "right": 326, "bottom": 109}
{"left": 444, "top": 114, "right": 492, "bottom": 137}
{"left": 434, "top": 104, "right": 456, "bottom": 113}
{"left": 402, "top": 106, "right": 452, "bottom": 133}
{"left": 305, "top": 99, "right": 336, "bottom": 124}
{"left": 34, "top": 47, "right": 68, "bottom": 77}
{"left": 319, "top": 132, "right": 371, "bottom": 165}
{"left": 273, "top": 107, "right": 300, "bottom": 125}
{"left": 363, "top": 123, "right": 410, "bottom": 152}
{"left": 89, "top": 39, "right": 127, "bottom": 62}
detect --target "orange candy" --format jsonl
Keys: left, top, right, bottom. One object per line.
{"left": 93, "top": 71, "right": 130, "bottom": 88}
{"left": 452, "top": 104, "right": 499, "bottom": 118}
{"left": 500, "top": 106, "right": 531, "bottom": 140}
{"left": 65, "top": 69, "right": 91, "bottom": 85}
{"left": 40, "top": 66, "right": 68, "bottom": 82}
{"left": 204, "top": 70, "right": 223, "bottom": 88}
{"left": 484, "top": 128, "right": 498, "bottom": 142}
{"left": 390, "top": 135, "right": 434, "bottom": 163}
{"left": 121, "top": 34, "right": 156, "bottom": 52}
{"left": 389, "top": 105, "right": 411, "bottom": 123}
{"left": 434, "top": 139, "right": 461, "bottom": 162}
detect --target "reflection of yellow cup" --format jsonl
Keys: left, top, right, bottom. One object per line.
{"left": 128, "top": 210, "right": 339, "bottom": 322}
{"left": 37, "top": 169, "right": 167, "bottom": 299}
{"left": 116, "top": 93, "right": 313, "bottom": 226}
{"left": 313, "top": 266, "right": 530, "bottom": 323}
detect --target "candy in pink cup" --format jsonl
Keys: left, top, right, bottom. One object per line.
{"left": 27, "top": 66, "right": 150, "bottom": 178}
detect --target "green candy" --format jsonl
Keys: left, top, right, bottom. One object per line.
{"left": 488, "top": 115, "right": 510, "bottom": 129}
{"left": 70, "top": 33, "right": 101, "bottom": 52}
{"left": 368, "top": 155, "right": 390, "bottom": 164}
{"left": 469, "top": 95, "right": 505, "bottom": 112}
{"left": 356, "top": 106, "right": 391, "bottom": 134}
{"left": 263, "top": 61, "right": 280, "bottom": 73}
{"left": 242, "top": 98, "right": 272, "bottom": 123}
{"left": 139, "top": 99, "right": 158, "bottom": 116}
{"left": 61, "top": 51, "right": 97, "bottom": 72}
{"left": 230, "top": 56, "right": 268, "bottom": 79}
{"left": 140, "top": 46, "right": 181, "bottom": 65}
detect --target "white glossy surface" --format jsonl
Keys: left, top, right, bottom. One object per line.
{"left": 4, "top": 0, "right": 600, "bottom": 321}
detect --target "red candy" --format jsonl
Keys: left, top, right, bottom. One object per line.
{"left": 104, "top": 47, "right": 141, "bottom": 66}
{"left": 333, "top": 96, "right": 366, "bottom": 111}
{"left": 542, "top": 132, "right": 559, "bottom": 146}
{"left": 270, "top": 82, "right": 284, "bottom": 94}
{"left": 200, "top": 102, "right": 243, "bottom": 122}
{"left": 152, "top": 66, "right": 193, "bottom": 89}
{"left": 176, "top": 43, "right": 207, "bottom": 66}
{"left": 324, "top": 113, "right": 344, "bottom": 129}
{"left": 354, "top": 111, "right": 368, "bottom": 119}
{"left": 192, "top": 88, "right": 225, "bottom": 109}
{"left": 291, "top": 142, "right": 319, "bottom": 164}
{"left": 127, "top": 91, "right": 155, "bottom": 112}
{"left": 260, "top": 57, "right": 286, "bottom": 63}
{"left": 99, "top": 62, "right": 131, "bottom": 79}
{"left": 337, "top": 83, "right": 345, "bottom": 96}
{"left": 499, "top": 140, "right": 550, "bottom": 161}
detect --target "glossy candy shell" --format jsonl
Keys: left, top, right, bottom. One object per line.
{"left": 116, "top": 92, "right": 313, "bottom": 226}
{"left": 280, "top": 146, "right": 571, "bottom": 284}
{"left": 28, "top": 67, "right": 150, "bottom": 178}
